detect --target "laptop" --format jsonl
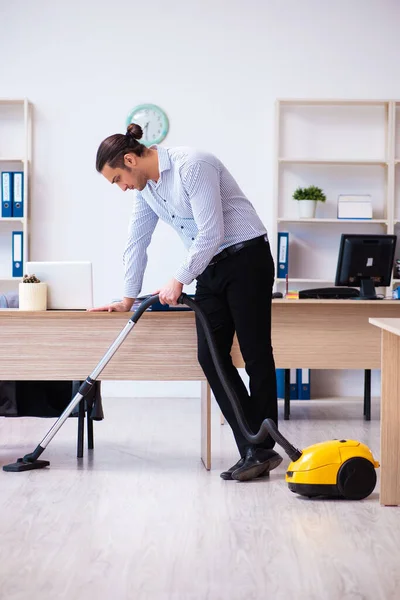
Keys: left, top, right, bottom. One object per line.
{"left": 25, "top": 261, "right": 93, "bottom": 310}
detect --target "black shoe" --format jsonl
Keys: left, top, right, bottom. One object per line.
{"left": 231, "top": 447, "right": 283, "bottom": 482}
{"left": 220, "top": 457, "right": 245, "bottom": 480}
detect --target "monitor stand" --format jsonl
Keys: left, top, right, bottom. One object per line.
{"left": 351, "top": 278, "right": 381, "bottom": 300}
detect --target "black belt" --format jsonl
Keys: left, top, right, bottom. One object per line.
{"left": 208, "top": 235, "right": 268, "bottom": 266}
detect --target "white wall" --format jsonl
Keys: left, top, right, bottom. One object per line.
{"left": 1, "top": 0, "right": 400, "bottom": 398}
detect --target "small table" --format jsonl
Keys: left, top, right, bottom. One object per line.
{"left": 369, "top": 318, "right": 400, "bottom": 506}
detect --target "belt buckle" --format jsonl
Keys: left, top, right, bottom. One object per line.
{"left": 234, "top": 242, "right": 245, "bottom": 253}
{"left": 210, "top": 249, "right": 226, "bottom": 266}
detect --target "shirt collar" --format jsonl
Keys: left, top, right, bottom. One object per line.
{"left": 155, "top": 145, "right": 171, "bottom": 177}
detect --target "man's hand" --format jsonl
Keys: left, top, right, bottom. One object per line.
{"left": 155, "top": 278, "right": 183, "bottom": 306}
{"left": 88, "top": 298, "right": 134, "bottom": 313}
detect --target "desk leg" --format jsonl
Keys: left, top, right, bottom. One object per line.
{"left": 364, "top": 369, "right": 371, "bottom": 421}
{"left": 201, "top": 381, "right": 211, "bottom": 470}
{"left": 77, "top": 399, "right": 85, "bottom": 459}
{"left": 87, "top": 414, "right": 94, "bottom": 450}
{"left": 380, "top": 330, "right": 400, "bottom": 506}
{"left": 284, "top": 369, "right": 290, "bottom": 420}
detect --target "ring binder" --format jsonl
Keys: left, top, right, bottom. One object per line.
{"left": 12, "top": 231, "right": 23, "bottom": 277}
{"left": 12, "top": 172, "right": 24, "bottom": 218}
{"left": 1, "top": 172, "right": 13, "bottom": 218}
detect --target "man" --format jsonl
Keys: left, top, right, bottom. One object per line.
{"left": 91, "top": 123, "right": 282, "bottom": 481}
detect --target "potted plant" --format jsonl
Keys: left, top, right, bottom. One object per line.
{"left": 293, "top": 185, "right": 326, "bottom": 219}
{"left": 19, "top": 273, "right": 47, "bottom": 311}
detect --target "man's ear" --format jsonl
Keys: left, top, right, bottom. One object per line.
{"left": 124, "top": 153, "right": 137, "bottom": 168}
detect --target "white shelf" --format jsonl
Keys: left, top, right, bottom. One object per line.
{"left": 0, "top": 277, "right": 22, "bottom": 282}
{"left": 278, "top": 158, "right": 387, "bottom": 166}
{"left": 277, "top": 218, "right": 387, "bottom": 224}
{"left": 0, "top": 158, "right": 24, "bottom": 163}
{"left": 0, "top": 218, "right": 25, "bottom": 223}
{"left": 277, "top": 278, "right": 335, "bottom": 283}
{"left": 277, "top": 278, "right": 396, "bottom": 288}
{"left": 0, "top": 99, "right": 26, "bottom": 105}
{"left": 278, "top": 99, "right": 389, "bottom": 106}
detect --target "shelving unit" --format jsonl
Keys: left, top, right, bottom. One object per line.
{"left": 273, "top": 98, "right": 400, "bottom": 295}
{"left": 278, "top": 158, "right": 387, "bottom": 166}
{"left": 277, "top": 218, "right": 388, "bottom": 224}
{"left": 0, "top": 99, "right": 32, "bottom": 290}
{"left": 276, "top": 278, "right": 336, "bottom": 283}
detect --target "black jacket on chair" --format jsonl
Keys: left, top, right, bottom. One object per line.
{"left": 0, "top": 380, "right": 104, "bottom": 420}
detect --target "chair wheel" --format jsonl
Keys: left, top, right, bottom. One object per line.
{"left": 337, "top": 457, "right": 377, "bottom": 500}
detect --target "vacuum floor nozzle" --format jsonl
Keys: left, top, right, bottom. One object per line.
{"left": 3, "top": 458, "right": 50, "bottom": 472}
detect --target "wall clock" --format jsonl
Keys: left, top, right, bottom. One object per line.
{"left": 126, "top": 103, "right": 169, "bottom": 146}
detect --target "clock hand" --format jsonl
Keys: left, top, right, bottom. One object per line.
{"left": 143, "top": 121, "right": 149, "bottom": 140}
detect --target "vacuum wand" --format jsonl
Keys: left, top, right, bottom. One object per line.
{"left": 3, "top": 300, "right": 148, "bottom": 472}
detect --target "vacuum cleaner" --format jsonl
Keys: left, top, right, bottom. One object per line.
{"left": 3, "top": 295, "right": 379, "bottom": 500}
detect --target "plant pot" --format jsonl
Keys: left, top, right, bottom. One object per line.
{"left": 19, "top": 282, "right": 47, "bottom": 311}
{"left": 298, "top": 200, "right": 317, "bottom": 219}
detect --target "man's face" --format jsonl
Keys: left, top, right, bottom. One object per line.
{"left": 102, "top": 155, "right": 148, "bottom": 192}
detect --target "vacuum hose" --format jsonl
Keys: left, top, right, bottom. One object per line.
{"left": 147, "top": 293, "right": 301, "bottom": 462}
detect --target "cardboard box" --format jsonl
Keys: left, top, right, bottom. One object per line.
{"left": 337, "top": 195, "right": 373, "bottom": 220}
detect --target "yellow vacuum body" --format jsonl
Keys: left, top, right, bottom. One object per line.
{"left": 285, "top": 439, "right": 380, "bottom": 500}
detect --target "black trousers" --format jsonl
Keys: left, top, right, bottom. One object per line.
{"left": 195, "top": 239, "right": 278, "bottom": 457}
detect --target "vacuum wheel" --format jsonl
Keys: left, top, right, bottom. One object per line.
{"left": 337, "top": 457, "right": 377, "bottom": 500}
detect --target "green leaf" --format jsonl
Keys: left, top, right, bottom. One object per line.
{"left": 292, "top": 185, "right": 326, "bottom": 202}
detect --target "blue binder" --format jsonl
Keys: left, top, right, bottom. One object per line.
{"left": 290, "top": 368, "right": 297, "bottom": 399}
{"left": 12, "top": 231, "right": 23, "bottom": 277}
{"left": 277, "top": 232, "right": 289, "bottom": 278}
{"left": 276, "top": 368, "right": 285, "bottom": 399}
{"left": 12, "top": 172, "right": 24, "bottom": 218}
{"left": 297, "top": 368, "right": 311, "bottom": 400}
{"left": 1, "top": 172, "right": 13, "bottom": 218}
{"left": 276, "top": 368, "right": 297, "bottom": 399}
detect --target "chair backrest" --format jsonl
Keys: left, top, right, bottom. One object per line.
{"left": 0, "top": 291, "right": 19, "bottom": 308}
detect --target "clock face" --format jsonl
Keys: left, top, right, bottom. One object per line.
{"left": 126, "top": 104, "right": 169, "bottom": 147}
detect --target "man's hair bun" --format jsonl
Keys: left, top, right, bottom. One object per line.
{"left": 126, "top": 123, "right": 143, "bottom": 141}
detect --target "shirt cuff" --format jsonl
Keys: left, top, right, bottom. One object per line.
{"left": 174, "top": 265, "right": 195, "bottom": 285}
{"left": 124, "top": 282, "right": 142, "bottom": 298}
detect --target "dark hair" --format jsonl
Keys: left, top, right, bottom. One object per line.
{"left": 96, "top": 123, "right": 147, "bottom": 172}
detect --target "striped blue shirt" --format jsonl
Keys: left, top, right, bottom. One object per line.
{"left": 123, "top": 145, "right": 268, "bottom": 298}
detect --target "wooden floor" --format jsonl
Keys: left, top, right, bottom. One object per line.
{"left": 0, "top": 396, "right": 399, "bottom": 600}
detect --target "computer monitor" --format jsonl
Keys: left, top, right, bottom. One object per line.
{"left": 335, "top": 234, "right": 397, "bottom": 300}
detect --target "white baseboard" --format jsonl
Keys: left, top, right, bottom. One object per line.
{"left": 100, "top": 380, "right": 201, "bottom": 398}
{"left": 99, "top": 369, "right": 379, "bottom": 399}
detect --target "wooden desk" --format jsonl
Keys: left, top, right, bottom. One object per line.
{"left": 1, "top": 300, "right": 399, "bottom": 473}
{"left": 0, "top": 309, "right": 213, "bottom": 469}
{"left": 261, "top": 299, "right": 400, "bottom": 369}
{"left": 369, "top": 318, "right": 400, "bottom": 506}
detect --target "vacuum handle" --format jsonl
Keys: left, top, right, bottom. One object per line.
{"left": 130, "top": 292, "right": 192, "bottom": 322}
{"left": 129, "top": 294, "right": 160, "bottom": 323}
